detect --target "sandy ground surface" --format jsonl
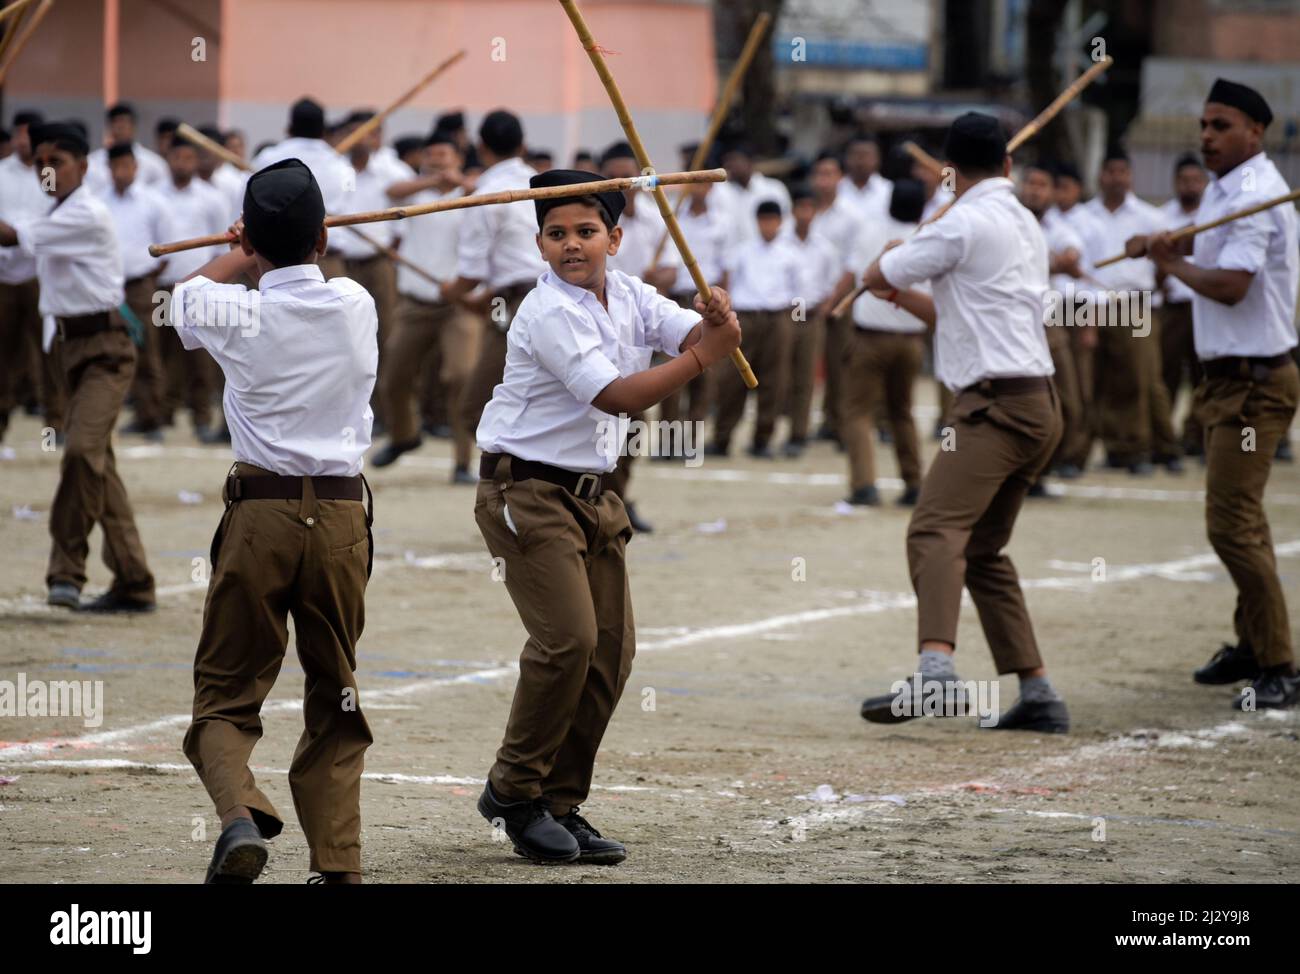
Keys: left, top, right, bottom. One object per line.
{"left": 1, "top": 388, "right": 1298, "bottom": 885}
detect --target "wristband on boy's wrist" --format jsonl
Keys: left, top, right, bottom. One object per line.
{"left": 688, "top": 345, "right": 706, "bottom": 375}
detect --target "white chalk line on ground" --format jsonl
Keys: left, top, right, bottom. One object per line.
{"left": 3, "top": 541, "right": 1295, "bottom": 762}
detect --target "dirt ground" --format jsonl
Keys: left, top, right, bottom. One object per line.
{"left": 1, "top": 388, "right": 1298, "bottom": 885}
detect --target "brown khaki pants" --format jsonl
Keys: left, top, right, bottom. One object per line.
{"left": 0, "top": 277, "right": 65, "bottom": 434}
{"left": 1197, "top": 361, "right": 1299, "bottom": 669}
{"left": 658, "top": 292, "right": 712, "bottom": 443}
{"left": 1045, "top": 324, "right": 1087, "bottom": 470}
{"left": 461, "top": 286, "right": 530, "bottom": 439}
{"left": 47, "top": 327, "right": 154, "bottom": 599}
{"left": 344, "top": 254, "right": 397, "bottom": 426}
{"left": 1159, "top": 302, "right": 1203, "bottom": 450}
{"left": 382, "top": 294, "right": 480, "bottom": 466}
{"left": 840, "top": 328, "right": 923, "bottom": 490}
{"left": 183, "top": 463, "right": 373, "bottom": 873}
{"left": 159, "top": 284, "right": 217, "bottom": 428}
{"left": 907, "top": 383, "right": 1062, "bottom": 673}
{"left": 712, "top": 309, "right": 793, "bottom": 450}
{"left": 475, "top": 458, "right": 635, "bottom": 816}
{"left": 785, "top": 312, "right": 824, "bottom": 444}
{"left": 821, "top": 311, "right": 851, "bottom": 436}
{"left": 124, "top": 275, "right": 165, "bottom": 429}
{"left": 1095, "top": 306, "right": 1179, "bottom": 462}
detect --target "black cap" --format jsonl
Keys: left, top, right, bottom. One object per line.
{"left": 530, "top": 169, "right": 625, "bottom": 229}
{"left": 289, "top": 98, "right": 326, "bottom": 139}
{"left": 31, "top": 121, "right": 89, "bottom": 157}
{"left": 243, "top": 158, "right": 326, "bottom": 265}
{"left": 1206, "top": 78, "right": 1273, "bottom": 127}
{"left": 889, "top": 178, "right": 926, "bottom": 223}
{"left": 943, "top": 112, "right": 1006, "bottom": 172}
{"left": 1053, "top": 160, "right": 1082, "bottom": 184}
{"left": 107, "top": 141, "right": 135, "bottom": 161}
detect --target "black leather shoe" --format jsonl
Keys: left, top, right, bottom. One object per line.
{"left": 451, "top": 465, "right": 475, "bottom": 485}
{"left": 1275, "top": 439, "right": 1294, "bottom": 463}
{"left": 846, "top": 485, "right": 880, "bottom": 507}
{"left": 47, "top": 583, "right": 81, "bottom": 609}
{"left": 1027, "top": 481, "right": 1048, "bottom": 498}
{"left": 782, "top": 439, "right": 806, "bottom": 459}
{"left": 80, "top": 591, "right": 156, "bottom": 614}
{"left": 747, "top": 443, "right": 774, "bottom": 460}
{"left": 197, "top": 425, "right": 231, "bottom": 445}
{"left": 371, "top": 438, "right": 421, "bottom": 468}
{"left": 553, "top": 809, "right": 626, "bottom": 864}
{"left": 985, "top": 697, "right": 1070, "bottom": 733}
{"left": 1155, "top": 454, "right": 1184, "bottom": 474}
{"left": 1194, "top": 643, "right": 1260, "bottom": 685}
{"left": 624, "top": 502, "right": 654, "bottom": 534}
{"left": 860, "top": 675, "right": 968, "bottom": 724}
{"left": 896, "top": 485, "right": 920, "bottom": 507}
{"left": 1055, "top": 462, "right": 1082, "bottom": 480}
{"left": 703, "top": 442, "right": 728, "bottom": 457}
{"left": 477, "top": 783, "right": 579, "bottom": 863}
{"left": 1233, "top": 670, "right": 1300, "bottom": 711}
{"left": 204, "top": 818, "right": 267, "bottom": 884}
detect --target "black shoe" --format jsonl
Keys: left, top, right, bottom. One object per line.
{"left": 451, "top": 465, "right": 475, "bottom": 485}
{"left": 782, "top": 439, "right": 806, "bottom": 459}
{"left": 985, "top": 697, "right": 1070, "bottom": 733}
{"left": 703, "top": 442, "right": 728, "bottom": 458}
{"left": 896, "top": 485, "right": 920, "bottom": 507}
{"left": 477, "top": 783, "right": 580, "bottom": 863}
{"left": 1193, "top": 643, "right": 1260, "bottom": 685}
{"left": 204, "top": 818, "right": 267, "bottom": 884}
{"left": 1027, "top": 481, "right": 1048, "bottom": 498}
{"left": 1233, "top": 670, "right": 1300, "bottom": 711}
{"left": 553, "top": 809, "right": 626, "bottom": 864}
{"left": 860, "top": 674, "right": 969, "bottom": 724}
{"left": 1155, "top": 454, "right": 1184, "bottom": 474}
{"left": 845, "top": 485, "right": 880, "bottom": 507}
{"left": 877, "top": 426, "right": 894, "bottom": 444}
{"left": 198, "top": 425, "right": 231, "bottom": 445}
{"left": 1276, "top": 439, "right": 1295, "bottom": 463}
{"left": 422, "top": 423, "right": 452, "bottom": 439}
{"left": 1055, "top": 462, "right": 1082, "bottom": 480}
{"left": 1128, "top": 460, "right": 1154, "bottom": 476}
{"left": 747, "top": 443, "right": 774, "bottom": 460}
{"left": 371, "top": 438, "right": 421, "bottom": 468}
{"left": 120, "top": 418, "right": 160, "bottom": 436}
{"left": 624, "top": 502, "right": 654, "bottom": 534}
{"left": 815, "top": 424, "right": 839, "bottom": 443}
{"left": 1104, "top": 451, "right": 1128, "bottom": 469}
{"left": 47, "top": 582, "right": 81, "bottom": 609}
{"left": 80, "top": 591, "right": 156, "bottom": 614}
{"left": 193, "top": 423, "right": 212, "bottom": 442}
{"left": 1184, "top": 441, "right": 1204, "bottom": 458}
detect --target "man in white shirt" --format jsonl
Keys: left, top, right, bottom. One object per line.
{"left": 838, "top": 134, "right": 893, "bottom": 223}
{"left": 0, "top": 122, "right": 155, "bottom": 613}
{"left": 709, "top": 200, "right": 801, "bottom": 458}
{"left": 832, "top": 179, "right": 926, "bottom": 506}
{"left": 1134, "top": 80, "right": 1299, "bottom": 709}
{"left": 0, "top": 109, "right": 63, "bottom": 441}
{"left": 194, "top": 125, "right": 246, "bottom": 220}
{"left": 172, "top": 159, "right": 377, "bottom": 884}
{"left": 156, "top": 133, "right": 230, "bottom": 440}
{"left": 371, "top": 133, "right": 480, "bottom": 481}
{"left": 714, "top": 142, "right": 792, "bottom": 243}
{"left": 1157, "top": 154, "right": 1208, "bottom": 456}
{"left": 1086, "top": 148, "right": 1181, "bottom": 473}
{"left": 85, "top": 103, "right": 167, "bottom": 196}
{"left": 859, "top": 112, "right": 1068, "bottom": 733}
{"left": 442, "top": 110, "right": 546, "bottom": 456}
{"left": 100, "top": 142, "right": 170, "bottom": 438}
{"left": 1050, "top": 161, "right": 1107, "bottom": 434}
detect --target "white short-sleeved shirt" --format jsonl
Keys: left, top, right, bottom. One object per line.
{"left": 457, "top": 156, "right": 546, "bottom": 289}
{"left": 786, "top": 226, "right": 841, "bottom": 307}
{"left": 207, "top": 163, "right": 246, "bottom": 222}
{"left": 1191, "top": 153, "right": 1298, "bottom": 359}
{"left": 715, "top": 172, "right": 792, "bottom": 242}
{"left": 923, "top": 186, "right": 956, "bottom": 222}
{"left": 607, "top": 198, "right": 666, "bottom": 279}
{"left": 250, "top": 138, "right": 354, "bottom": 216}
{"left": 1084, "top": 192, "right": 1165, "bottom": 294}
{"left": 879, "top": 177, "right": 1053, "bottom": 391}
{"left": 1039, "top": 210, "right": 1085, "bottom": 297}
{"left": 100, "top": 181, "right": 170, "bottom": 281}
{"left": 155, "top": 177, "right": 230, "bottom": 285}
{"left": 723, "top": 235, "right": 802, "bottom": 311}
{"left": 335, "top": 152, "right": 415, "bottom": 256}
{"left": 669, "top": 200, "right": 728, "bottom": 293}
{"left": 0, "top": 154, "right": 52, "bottom": 284}
{"left": 839, "top": 173, "right": 893, "bottom": 222}
{"left": 476, "top": 268, "right": 699, "bottom": 472}
{"left": 396, "top": 186, "right": 463, "bottom": 302}
{"left": 846, "top": 214, "right": 926, "bottom": 334}
{"left": 86, "top": 142, "right": 168, "bottom": 196}
{"left": 173, "top": 264, "right": 378, "bottom": 476}
{"left": 1158, "top": 197, "right": 1199, "bottom": 304}
{"left": 810, "top": 195, "right": 861, "bottom": 257}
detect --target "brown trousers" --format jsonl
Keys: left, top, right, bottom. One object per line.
{"left": 461, "top": 286, "right": 531, "bottom": 440}
{"left": 713, "top": 309, "right": 793, "bottom": 450}
{"left": 318, "top": 253, "right": 347, "bottom": 282}
{"left": 0, "top": 278, "right": 65, "bottom": 434}
{"left": 907, "top": 383, "right": 1062, "bottom": 673}
{"left": 476, "top": 458, "right": 635, "bottom": 816}
{"left": 1095, "top": 305, "right": 1179, "bottom": 462}
{"left": 344, "top": 254, "right": 397, "bottom": 426}
{"left": 840, "top": 328, "right": 924, "bottom": 490}
{"left": 1197, "top": 361, "right": 1299, "bottom": 669}
{"left": 124, "top": 275, "right": 166, "bottom": 429}
{"left": 1159, "top": 302, "right": 1203, "bottom": 450}
{"left": 821, "top": 311, "right": 851, "bottom": 436}
{"left": 382, "top": 294, "right": 480, "bottom": 465}
{"left": 158, "top": 284, "right": 217, "bottom": 428}
{"left": 1045, "top": 324, "right": 1087, "bottom": 470}
{"left": 785, "top": 312, "right": 824, "bottom": 443}
{"left": 658, "top": 292, "right": 712, "bottom": 443}
{"left": 47, "top": 326, "right": 154, "bottom": 599}
{"left": 183, "top": 462, "right": 373, "bottom": 873}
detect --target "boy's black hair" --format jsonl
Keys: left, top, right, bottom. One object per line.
{"left": 790, "top": 184, "right": 816, "bottom": 205}
{"left": 600, "top": 141, "right": 636, "bottom": 167}
{"left": 107, "top": 141, "right": 135, "bottom": 161}
{"left": 424, "top": 131, "right": 458, "bottom": 150}
{"left": 13, "top": 110, "right": 44, "bottom": 130}
{"left": 168, "top": 134, "right": 198, "bottom": 153}
{"left": 479, "top": 110, "right": 524, "bottom": 156}
{"left": 106, "top": 102, "right": 136, "bottom": 121}
{"left": 756, "top": 200, "right": 783, "bottom": 218}
{"left": 288, "top": 98, "right": 326, "bottom": 139}
{"left": 197, "top": 124, "right": 226, "bottom": 146}
{"left": 31, "top": 121, "right": 89, "bottom": 157}
{"left": 889, "top": 178, "right": 926, "bottom": 223}
{"left": 243, "top": 158, "right": 325, "bottom": 268}
{"left": 156, "top": 117, "right": 180, "bottom": 137}
{"left": 1174, "top": 152, "right": 1203, "bottom": 175}
{"left": 0, "top": 128, "right": 9, "bottom": 142}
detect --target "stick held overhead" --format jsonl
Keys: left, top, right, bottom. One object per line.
{"left": 334, "top": 50, "right": 467, "bottom": 156}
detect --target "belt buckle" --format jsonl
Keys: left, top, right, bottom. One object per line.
{"left": 226, "top": 472, "right": 242, "bottom": 501}
{"left": 575, "top": 473, "right": 599, "bottom": 500}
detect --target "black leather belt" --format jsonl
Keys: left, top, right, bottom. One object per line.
{"left": 856, "top": 326, "right": 922, "bottom": 338}
{"left": 961, "top": 375, "right": 1052, "bottom": 396}
{"left": 1202, "top": 353, "right": 1293, "bottom": 381}
{"left": 56, "top": 312, "right": 119, "bottom": 340}
{"left": 480, "top": 452, "right": 607, "bottom": 501}
{"left": 224, "top": 472, "right": 365, "bottom": 502}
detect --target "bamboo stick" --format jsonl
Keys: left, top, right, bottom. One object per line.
{"left": 902, "top": 140, "right": 944, "bottom": 177}
{"left": 0, "top": 0, "right": 35, "bottom": 28}
{"left": 333, "top": 50, "right": 467, "bottom": 156}
{"left": 0, "top": 0, "right": 50, "bottom": 85}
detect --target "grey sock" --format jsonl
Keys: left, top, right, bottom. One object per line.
{"left": 917, "top": 648, "right": 957, "bottom": 680}
{"left": 1019, "top": 674, "right": 1060, "bottom": 703}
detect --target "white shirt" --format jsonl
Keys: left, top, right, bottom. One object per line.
{"left": 670, "top": 199, "right": 728, "bottom": 293}
{"left": 457, "top": 156, "right": 545, "bottom": 289}
{"left": 0, "top": 154, "right": 52, "bottom": 283}
{"left": 715, "top": 172, "right": 792, "bottom": 242}
{"left": 206, "top": 163, "right": 246, "bottom": 222}
{"left": 810, "top": 195, "right": 860, "bottom": 257}
{"left": 86, "top": 142, "right": 168, "bottom": 196}
{"left": 396, "top": 185, "right": 464, "bottom": 302}
{"left": 923, "top": 186, "right": 956, "bottom": 222}
{"left": 1191, "top": 152, "right": 1298, "bottom": 359}
{"left": 1158, "top": 197, "right": 1200, "bottom": 304}
{"left": 723, "top": 235, "right": 802, "bottom": 311}
{"left": 11, "top": 185, "right": 124, "bottom": 350}
{"left": 847, "top": 214, "right": 926, "bottom": 334}
{"left": 477, "top": 268, "right": 699, "bottom": 472}
{"left": 173, "top": 264, "right": 378, "bottom": 476}
{"left": 607, "top": 197, "right": 667, "bottom": 278}
{"left": 879, "top": 177, "right": 1053, "bottom": 390}
{"left": 250, "top": 137, "right": 353, "bottom": 215}
{"left": 100, "top": 181, "right": 169, "bottom": 281}
{"left": 1039, "top": 209, "right": 1085, "bottom": 296}
{"left": 154, "top": 178, "right": 230, "bottom": 285}
{"left": 838, "top": 172, "right": 893, "bottom": 222}
{"left": 1084, "top": 192, "right": 1165, "bottom": 293}
{"left": 786, "top": 226, "right": 840, "bottom": 307}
